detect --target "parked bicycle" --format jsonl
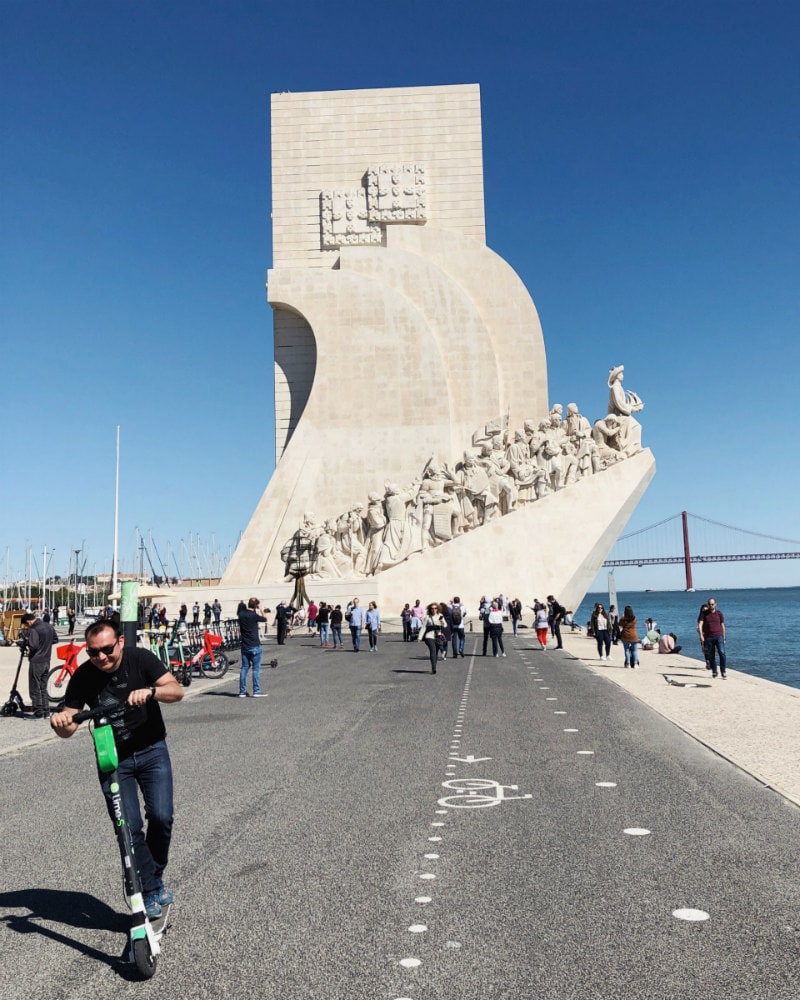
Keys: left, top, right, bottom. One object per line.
{"left": 47, "top": 640, "right": 85, "bottom": 706}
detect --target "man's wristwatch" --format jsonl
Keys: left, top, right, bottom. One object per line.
{"left": 149, "top": 685, "right": 157, "bottom": 700}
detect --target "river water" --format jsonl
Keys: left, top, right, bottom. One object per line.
{"left": 575, "top": 586, "right": 800, "bottom": 691}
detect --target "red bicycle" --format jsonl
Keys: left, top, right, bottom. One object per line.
{"left": 47, "top": 641, "right": 85, "bottom": 705}
{"left": 190, "top": 630, "right": 229, "bottom": 678}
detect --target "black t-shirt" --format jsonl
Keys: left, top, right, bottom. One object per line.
{"left": 64, "top": 647, "right": 169, "bottom": 760}
{"left": 238, "top": 609, "right": 266, "bottom": 647}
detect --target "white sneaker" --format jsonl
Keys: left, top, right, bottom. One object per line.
{"left": 501, "top": 653, "right": 506, "bottom": 657}
{"left": 599, "top": 655, "right": 606, "bottom": 661}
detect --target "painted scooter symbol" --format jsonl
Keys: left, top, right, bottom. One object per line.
{"left": 438, "top": 777, "right": 533, "bottom": 809}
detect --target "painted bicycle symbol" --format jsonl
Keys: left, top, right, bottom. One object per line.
{"left": 437, "top": 778, "right": 533, "bottom": 809}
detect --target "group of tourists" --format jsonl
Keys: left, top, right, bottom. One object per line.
{"left": 587, "top": 597, "right": 727, "bottom": 677}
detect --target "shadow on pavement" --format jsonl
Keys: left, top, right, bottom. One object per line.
{"left": 0, "top": 887, "right": 134, "bottom": 975}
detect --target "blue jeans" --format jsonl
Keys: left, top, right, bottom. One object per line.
{"left": 705, "top": 636, "right": 726, "bottom": 674}
{"left": 622, "top": 639, "right": 639, "bottom": 666}
{"left": 511, "top": 617, "right": 520, "bottom": 636}
{"left": 319, "top": 623, "right": 330, "bottom": 645}
{"left": 451, "top": 628, "right": 465, "bottom": 657}
{"left": 331, "top": 624, "right": 342, "bottom": 647}
{"left": 100, "top": 740, "right": 173, "bottom": 894}
{"left": 240, "top": 644, "right": 263, "bottom": 694}
{"left": 596, "top": 630, "right": 611, "bottom": 656}
{"left": 350, "top": 625, "right": 361, "bottom": 651}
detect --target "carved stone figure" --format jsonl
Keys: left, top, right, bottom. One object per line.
{"left": 592, "top": 413, "right": 628, "bottom": 465}
{"left": 363, "top": 492, "right": 388, "bottom": 576}
{"left": 314, "top": 520, "right": 350, "bottom": 578}
{"left": 507, "top": 430, "right": 537, "bottom": 503}
{"left": 480, "top": 440, "right": 517, "bottom": 515}
{"left": 458, "top": 451, "right": 494, "bottom": 527}
{"left": 607, "top": 365, "right": 644, "bottom": 457}
{"left": 280, "top": 512, "right": 322, "bottom": 581}
{"left": 565, "top": 402, "right": 592, "bottom": 442}
{"left": 419, "top": 459, "right": 460, "bottom": 549}
{"left": 378, "top": 481, "right": 419, "bottom": 570}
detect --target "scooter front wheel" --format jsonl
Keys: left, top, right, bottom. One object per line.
{"left": 132, "top": 937, "right": 157, "bottom": 979}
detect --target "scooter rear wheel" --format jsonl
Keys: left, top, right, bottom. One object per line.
{"left": 47, "top": 666, "right": 71, "bottom": 705}
{"left": 132, "top": 937, "right": 157, "bottom": 979}
{"left": 199, "top": 652, "right": 229, "bottom": 679}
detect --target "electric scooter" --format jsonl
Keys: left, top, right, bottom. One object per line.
{"left": 70, "top": 702, "right": 170, "bottom": 979}
{"left": 1, "top": 639, "right": 30, "bottom": 716}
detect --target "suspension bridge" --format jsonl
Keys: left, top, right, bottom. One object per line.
{"left": 603, "top": 512, "right": 800, "bottom": 590}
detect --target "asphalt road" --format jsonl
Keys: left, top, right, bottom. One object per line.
{"left": 1, "top": 634, "right": 799, "bottom": 999}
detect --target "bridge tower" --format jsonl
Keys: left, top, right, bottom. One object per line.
{"left": 682, "top": 510, "right": 694, "bottom": 591}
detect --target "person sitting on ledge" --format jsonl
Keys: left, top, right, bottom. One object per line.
{"left": 657, "top": 632, "right": 682, "bottom": 655}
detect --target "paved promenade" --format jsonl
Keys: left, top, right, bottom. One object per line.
{"left": 2, "top": 627, "right": 799, "bottom": 997}
{"left": 2, "top": 626, "right": 799, "bottom": 805}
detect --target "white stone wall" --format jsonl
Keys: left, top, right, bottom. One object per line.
{"left": 270, "top": 84, "right": 485, "bottom": 269}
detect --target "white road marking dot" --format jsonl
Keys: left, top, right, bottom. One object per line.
{"left": 428, "top": 836, "right": 442, "bottom": 842}
{"left": 419, "top": 873, "right": 436, "bottom": 880}
{"left": 399, "top": 957, "right": 421, "bottom": 968}
{"left": 432, "top": 822, "right": 445, "bottom": 826}
{"left": 415, "top": 896, "right": 432, "bottom": 903}
{"left": 436, "top": 810, "right": 447, "bottom": 814}
{"left": 546, "top": 697, "right": 557, "bottom": 701}
{"left": 673, "top": 908, "right": 709, "bottom": 922}
{"left": 424, "top": 853, "right": 439, "bottom": 859}
{"left": 539, "top": 686, "right": 550, "bottom": 690}
{"left": 554, "top": 711, "right": 567, "bottom": 715}
{"left": 596, "top": 781, "right": 617, "bottom": 787}
{"left": 577, "top": 750, "right": 595, "bottom": 755}
{"left": 564, "top": 728, "right": 579, "bottom": 732}
{"left": 624, "top": 827, "right": 651, "bottom": 836}
{"left": 408, "top": 924, "right": 428, "bottom": 933}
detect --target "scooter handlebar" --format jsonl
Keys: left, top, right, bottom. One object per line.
{"left": 71, "top": 703, "right": 128, "bottom": 725}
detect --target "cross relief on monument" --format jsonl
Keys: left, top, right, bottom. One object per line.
{"left": 320, "top": 162, "right": 427, "bottom": 247}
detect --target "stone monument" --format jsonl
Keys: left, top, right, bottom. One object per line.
{"left": 221, "top": 84, "right": 655, "bottom": 611}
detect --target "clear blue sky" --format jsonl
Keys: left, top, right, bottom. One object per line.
{"left": 2, "top": 0, "right": 798, "bottom": 591}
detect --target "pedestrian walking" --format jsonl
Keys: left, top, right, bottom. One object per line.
{"left": 546, "top": 595, "right": 566, "bottom": 649}
{"left": 591, "top": 603, "right": 612, "bottom": 660}
{"left": 449, "top": 596, "right": 466, "bottom": 658}
{"left": 698, "top": 597, "right": 727, "bottom": 679}
{"left": 401, "top": 603, "right": 413, "bottom": 642}
{"left": 366, "top": 601, "right": 380, "bottom": 652}
{"left": 348, "top": 597, "right": 364, "bottom": 652}
{"left": 330, "top": 605, "right": 344, "bottom": 648}
{"left": 534, "top": 604, "right": 549, "bottom": 650}
{"left": 488, "top": 602, "right": 506, "bottom": 656}
{"left": 421, "top": 603, "right": 442, "bottom": 674}
{"left": 317, "top": 602, "right": 331, "bottom": 647}
{"left": 619, "top": 605, "right": 640, "bottom": 668}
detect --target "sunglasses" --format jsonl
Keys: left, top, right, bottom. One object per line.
{"left": 86, "top": 639, "right": 119, "bottom": 658}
